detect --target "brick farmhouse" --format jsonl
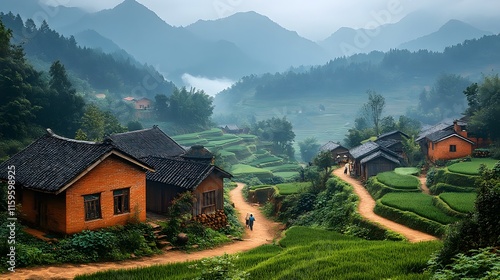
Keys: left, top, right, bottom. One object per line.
{"left": 0, "top": 127, "right": 231, "bottom": 234}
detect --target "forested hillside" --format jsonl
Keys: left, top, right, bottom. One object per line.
{"left": 0, "top": 12, "right": 176, "bottom": 99}
{"left": 216, "top": 33, "right": 500, "bottom": 103}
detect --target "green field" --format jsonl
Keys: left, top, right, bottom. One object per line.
{"left": 439, "top": 192, "right": 477, "bottom": 213}
{"left": 394, "top": 167, "right": 420, "bottom": 176}
{"left": 249, "top": 184, "right": 273, "bottom": 190}
{"left": 380, "top": 193, "right": 460, "bottom": 224}
{"left": 275, "top": 182, "right": 311, "bottom": 195}
{"left": 447, "top": 158, "right": 499, "bottom": 175}
{"left": 377, "top": 171, "right": 421, "bottom": 190}
{"left": 76, "top": 226, "right": 442, "bottom": 280}
{"left": 170, "top": 128, "right": 302, "bottom": 180}
{"left": 231, "top": 164, "right": 273, "bottom": 178}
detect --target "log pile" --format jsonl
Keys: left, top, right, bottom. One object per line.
{"left": 193, "top": 210, "right": 228, "bottom": 230}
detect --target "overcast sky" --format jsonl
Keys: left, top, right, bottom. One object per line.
{"left": 53, "top": 0, "right": 500, "bottom": 41}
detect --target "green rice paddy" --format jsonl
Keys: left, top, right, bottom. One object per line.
{"left": 75, "top": 226, "right": 442, "bottom": 280}
{"left": 380, "top": 193, "right": 460, "bottom": 224}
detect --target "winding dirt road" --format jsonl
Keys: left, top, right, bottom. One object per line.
{"left": 1, "top": 183, "right": 282, "bottom": 280}
{"left": 333, "top": 167, "right": 438, "bottom": 242}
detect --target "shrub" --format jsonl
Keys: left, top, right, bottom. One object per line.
{"left": 190, "top": 253, "right": 249, "bottom": 280}
{"left": 430, "top": 247, "right": 500, "bottom": 279}
{"left": 69, "top": 230, "right": 118, "bottom": 261}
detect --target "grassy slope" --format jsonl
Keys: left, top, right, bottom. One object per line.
{"left": 76, "top": 227, "right": 442, "bottom": 280}
{"left": 377, "top": 171, "right": 420, "bottom": 190}
{"left": 447, "top": 158, "right": 499, "bottom": 175}
{"left": 380, "top": 193, "right": 460, "bottom": 224}
{"left": 439, "top": 192, "right": 477, "bottom": 213}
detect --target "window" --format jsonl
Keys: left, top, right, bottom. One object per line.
{"left": 84, "top": 194, "right": 101, "bottom": 221}
{"left": 113, "top": 188, "right": 130, "bottom": 215}
{"left": 450, "top": 145, "right": 457, "bottom": 152}
{"left": 202, "top": 190, "right": 216, "bottom": 214}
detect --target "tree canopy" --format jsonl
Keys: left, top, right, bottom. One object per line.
{"left": 466, "top": 75, "right": 500, "bottom": 141}
{"left": 154, "top": 87, "right": 214, "bottom": 129}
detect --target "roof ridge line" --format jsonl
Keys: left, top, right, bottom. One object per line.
{"left": 46, "top": 128, "right": 97, "bottom": 144}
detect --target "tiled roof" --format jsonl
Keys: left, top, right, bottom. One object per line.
{"left": 349, "top": 141, "right": 380, "bottom": 159}
{"left": 107, "top": 126, "right": 185, "bottom": 159}
{"left": 360, "top": 151, "right": 401, "bottom": 165}
{"left": 0, "top": 130, "right": 151, "bottom": 193}
{"left": 377, "top": 130, "right": 409, "bottom": 141}
{"left": 416, "top": 122, "right": 453, "bottom": 142}
{"left": 375, "top": 138, "right": 400, "bottom": 148}
{"left": 182, "top": 145, "right": 213, "bottom": 160}
{"left": 319, "top": 141, "right": 344, "bottom": 151}
{"left": 144, "top": 157, "right": 232, "bottom": 190}
{"left": 426, "top": 130, "right": 475, "bottom": 144}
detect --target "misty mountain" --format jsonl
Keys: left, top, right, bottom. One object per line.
{"left": 186, "top": 11, "right": 329, "bottom": 72}
{"left": 58, "top": 0, "right": 263, "bottom": 83}
{"left": 73, "top": 29, "right": 123, "bottom": 54}
{"left": 0, "top": 12, "right": 176, "bottom": 98}
{"left": 399, "top": 19, "right": 492, "bottom": 52}
{"left": 0, "top": 0, "right": 87, "bottom": 30}
{"left": 216, "top": 33, "right": 500, "bottom": 103}
{"left": 319, "top": 11, "right": 446, "bottom": 58}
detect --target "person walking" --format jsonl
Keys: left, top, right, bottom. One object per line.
{"left": 248, "top": 213, "right": 255, "bottom": 231}
{"left": 245, "top": 213, "right": 250, "bottom": 228}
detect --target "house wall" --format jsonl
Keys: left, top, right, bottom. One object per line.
{"left": 134, "top": 98, "right": 151, "bottom": 110}
{"left": 146, "top": 181, "right": 184, "bottom": 213}
{"left": 363, "top": 158, "right": 399, "bottom": 179}
{"left": 64, "top": 155, "right": 147, "bottom": 234}
{"left": 193, "top": 173, "right": 224, "bottom": 216}
{"left": 19, "top": 189, "right": 66, "bottom": 233}
{"left": 427, "top": 137, "right": 473, "bottom": 161}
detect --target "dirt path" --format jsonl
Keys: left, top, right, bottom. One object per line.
{"left": 2, "top": 183, "right": 282, "bottom": 280}
{"left": 418, "top": 174, "right": 431, "bottom": 194}
{"left": 333, "top": 168, "right": 438, "bottom": 242}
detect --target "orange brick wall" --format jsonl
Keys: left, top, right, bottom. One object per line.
{"left": 19, "top": 189, "right": 36, "bottom": 225}
{"left": 19, "top": 189, "right": 67, "bottom": 233}
{"left": 428, "top": 136, "right": 473, "bottom": 161}
{"left": 64, "top": 155, "right": 147, "bottom": 234}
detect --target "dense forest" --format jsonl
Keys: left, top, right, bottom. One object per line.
{"left": 216, "top": 33, "right": 500, "bottom": 102}
{"left": 0, "top": 12, "right": 176, "bottom": 99}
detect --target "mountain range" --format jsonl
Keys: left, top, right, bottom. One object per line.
{"left": 1, "top": 0, "right": 498, "bottom": 86}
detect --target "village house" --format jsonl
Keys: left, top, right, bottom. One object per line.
{"left": 348, "top": 141, "right": 403, "bottom": 180}
{"left": 107, "top": 127, "right": 232, "bottom": 217}
{"left": 0, "top": 126, "right": 232, "bottom": 235}
{"left": 319, "top": 141, "right": 349, "bottom": 163}
{"left": 416, "top": 118, "right": 488, "bottom": 161}
{"left": 218, "top": 124, "right": 245, "bottom": 134}
{"left": 0, "top": 129, "right": 154, "bottom": 235}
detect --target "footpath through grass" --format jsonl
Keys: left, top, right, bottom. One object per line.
{"left": 76, "top": 226, "right": 442, "bottom": 280}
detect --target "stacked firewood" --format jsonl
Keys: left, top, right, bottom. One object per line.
{"left": 193, "top": 210, "right": 228, "bottom": 230}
